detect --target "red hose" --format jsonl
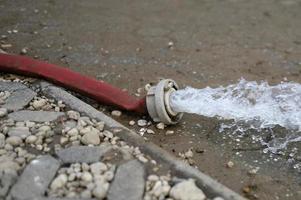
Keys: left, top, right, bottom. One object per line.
{"left": 0, "top": 53, "right": 147, "bottom": 114}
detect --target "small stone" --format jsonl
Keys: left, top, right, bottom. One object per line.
{"left": 67, "top": 128, "right": 79, "bottom": 136}
{"left": 79, "top": 126, "right": 99, "bottom": 135}
{"left": 137, "top": 119, "right": 147, "bottom": 127}
{"left": 156, "top": 122, "right": 165, "bottom": 130}
{"left": 32, "top": 99, "right": 47, "bottom": 109}
{"left": 50, "top": 174, "right": 68, "bottom": 190}
{"left": 195, "top": 148, "right": 205, "bottom": 154}
{"left": 82, "top": 163, "right": 90, "bottom": 171}
{"left": 213, "top": 197, "right": 225, "bottom": 200}
{"left": 103, "top": 130, "right": 113, "bottom": 139}
{"left": 81, "top": 190, "right": 92, "bottom": 198}
{"left": 6, "top": 136, "right": 22, "bottom": 146}
{"left": 165, "top": 130, "right": 174, "bottom": 135}
{"left": 147, "top": 129, "right": 155, "bottom": 134}
{"left": 95, "top": 121, "right": 105, "bottom": 131}
{"left": 147, "top": 174, "right": 159, "bottom": 182}
{"left": 111, "top": 110, "right": 122, "bottom": 117}
{"left": 90, "top": 162, "right": 107, "bottom": 174}
{"left": 169, "top": 179, "right": 206, "bottom": 200}
{"left": 168, "top": 41, "right": 174, "bottom": 47}
{"left": 0, "top": 108, "right": 8, "bottom": 117}
{"left": 67, "top": 110, "right": 80, "bottom": 120}
{"left": 248, "top": 168, "right": 258, "bottom": 175}
{"left": 92, "top": 183, "right": 108, "bottom": 199}
{"left": 137, "top": 155, "right": 148, "bottom": 163}
{"left": 25, "top": 135, "right": 37, "bottom": 144}
{"left": 1, "top": 44, "right": 12, "bottom": 49}
{"left": 184, "top": 149, "right": 194, "bottom": 158}
{"left": 145, "top": 83, "right": 151, "bottom": 91}
{"left": 104, "top": 171, "right": 114, "bottom": 181}
{"left": 81, "top": 171, "right": 93, "bottom": 182}
{"left": 81, "top": 132, "right": 100, "bottom": 145}
{"left": 129, "top": 120, "right": 135, "bottom": 126}
{"left": 226, "top": 161, "right": 234, "bottom": 168}
{"left": 0, "top": 156, "right": 20, "bottom": 172}
{"left": 20, "top": 48, "right": 28, "bottom": 55}
{"left": 60, "top": 137, "right": 68, "bottom": 145}
{"left": 4, "top": 143, "right": 13, "bottom": 151}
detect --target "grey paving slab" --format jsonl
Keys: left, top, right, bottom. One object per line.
{"left": 9, "top": 110, "right": 64, "bottom": 122}
{"left": 56, "top": 145, "right": 113, "bottom": 164}
{"left": 107, "top": 160, "right": 145, "bottom": 200}
{"left": 0, "top": 171, "right": 17, "bottom": 198}
{"left": 8, "top": 127, "right": 31, "bottom": 138}
{"left": 9, "top": 155, "right": 60, "bottom": 200}
{"left": 0, "top": 82, "right": 27, "bottom": 92}
{"left": 3, "top": 88, "right": 36, "bottom": 111}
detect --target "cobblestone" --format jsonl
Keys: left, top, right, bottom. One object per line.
{"left": 9, "top": 155, "right": 60, "bottom": 200}
{"left": 56, "top": 145, "right": 113, "bottom": 164}
{"left": 9, "top": 110, "right": 64, "bottom": 122}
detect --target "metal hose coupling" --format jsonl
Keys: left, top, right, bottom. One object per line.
{"left": 146, "top": 79, "right": 183, "bottom": 125}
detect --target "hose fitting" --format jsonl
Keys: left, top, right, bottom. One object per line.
{"left": 146, "top": 79, "right": 183, "bottom": 125}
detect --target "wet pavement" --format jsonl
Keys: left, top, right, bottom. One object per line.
{"left": 1, "top": 0, "right": 301, "bottom": 199}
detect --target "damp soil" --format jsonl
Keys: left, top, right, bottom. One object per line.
{"left": 1, "top": 0, "right": 301, "bottom": 199}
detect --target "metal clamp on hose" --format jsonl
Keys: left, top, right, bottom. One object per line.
{"left": 146, "top": 79, "right": 183, "bottom": 125}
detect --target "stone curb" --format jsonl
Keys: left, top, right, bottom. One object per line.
{"left": 40, "top": 82, "right": 246, "bottom": 200}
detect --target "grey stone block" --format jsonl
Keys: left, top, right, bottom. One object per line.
{"left": 107, "top": 160, "right": 145, "bottom": 200}
{"left": 0, "top": 82, "right": 27, "bottom": 92}
{"left": 56, "top": 145, "right": 113, "bottom": 164}
{"left": 8, "top": 127, "right": 31, "bottom": 138}
{"left": 0, "top": 171, "right": 17, "bottom": 198}
{"left": 3, "top": 88, "right": 36, "bottom": 111}
{"left": 9, "top": 110, "right": 64, "bottom": 122}
{"left": 9, "top": 155, "right": 60, "bottom": 200}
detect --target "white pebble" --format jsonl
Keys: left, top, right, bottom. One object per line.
{"left": 0, "top": 108, "right": 8, "bottom": 117}
{"left": 50, "top": 174, "right": 68, "bottom": 190}
{"left": 67, "top": 110, "right": 80, "bottom": 120}
{"left": 6, "top": 136, "right": 22, "bottom": 146}
{"left": 92, "top": 183, "right": 109, "bottom": 199}
{"left": 81, "top": 132, "right": 100, "bottom": 145}
{"left": 165, "top": 130, "right": 174, "bottom": 135}
{"left": 137, "top": 119, "right": 147, "bottom": 127}
{"left": 25, "top": 135, "right": 37, "bottom": 144}
{"left": 129, "top": 120, "right": 135, "bottom": 126}
{"left": 169, "top": 179, "right": 206, "bottom": 200}
{"left": 81, "top": 171, "right": 93, "bottom": 182}
{"left": 111, "top": 110, "right": 122, "bottom": 117}
{"left": 90, "top": 162, "right": 107, "bottom": 174}
{"left": 32, "top": 99, "right": 47, "bottom": 109}
{"left": 156, "top": 122, "right": 165, "bottom": 130}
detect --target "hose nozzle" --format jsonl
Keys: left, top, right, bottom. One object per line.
{"left": 146, "top": 79, "right": 183, "bottom": 125}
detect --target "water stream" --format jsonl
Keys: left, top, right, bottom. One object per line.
{"left": 170, "top": 79, "right": 301, "bottom": 153}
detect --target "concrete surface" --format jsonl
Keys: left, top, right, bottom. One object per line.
{"left": 1, "top": 0, "right": 301, "bottom": 199}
